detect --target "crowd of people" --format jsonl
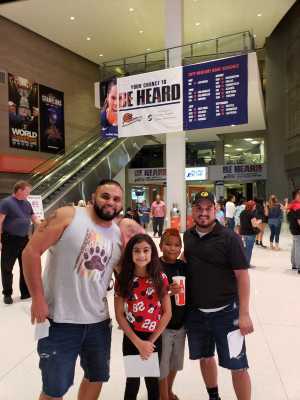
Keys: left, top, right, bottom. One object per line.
{"left": 0, "top": 180, "right": 299, "bottom": 400}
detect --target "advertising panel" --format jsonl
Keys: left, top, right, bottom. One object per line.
{"left": 100, "top": 76, "right": 118, "bottom": 139}
{"left": 183, "top": 55, "right": 248, "bottom": 130}
{"left": 39, "top": 85, "right": 65, "bottom": 153}
{"left": 118, "top": 67, "right": 183, "bottom": 137}
{"left": 27, "top": 195, "right": 44, "bottom": 220}
{"left": 8, "top": 73, "right": 39, "bottom": 151}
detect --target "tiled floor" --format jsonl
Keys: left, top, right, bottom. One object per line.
{"left": 0, "top": 225, "right": 299, "bottom": 399}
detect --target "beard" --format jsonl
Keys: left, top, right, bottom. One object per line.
{"left": 195, "top": 217, "right": 216, "bottom": 229}
{"left": 93, "top": 202, "right": 122, "bottom": 221}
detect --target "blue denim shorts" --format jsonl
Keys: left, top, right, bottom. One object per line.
{"left": 37, "top": 319, "right": 112, "bottom": 397}
{"left": 185, "top": 302, "right": 249, "bottom": 370}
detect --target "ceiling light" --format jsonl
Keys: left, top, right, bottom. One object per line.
{"left": 224, "top": 144, "right": 232, "bottom": 148}
{"left": 257, "top": 13, "right": 262, "bottom": 17}
{"left": 146, "top": 48, "right": 151, "bottom": 51}
{"left": 253, "top": 34, "right": 257, "bottom": 38}
{"left": 225, "top": 153, "right": 230, "bottom": 157}
{"left": 251, "top": 140, "right": 259, "bottom": 144}
{"left": 86, "top": 36, "right": 91, "bottom": 41}
{"left": 129, "top": 7, "right": 135, "bottom": 12}
{"left": 236, "top": 148, "right": 244, "bottom": 151}
{"left": 139, "top": 30, "right": 144, "bottom": 34}
{"left": 195, "top": 22, "right": 200, "bottom": 26}
{"left": 99, "top": 54, "right": 103, "bottom": 57}
{"left": 244, "top": 138, "right": 253, "bottom": 141}
{"left": 70, "top": 16, "right": 75, "bottom": 21}
{"left": 231, "top": 124, "right": 235, "bottom": 127}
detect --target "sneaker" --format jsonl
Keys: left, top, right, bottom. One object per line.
{"left": 20, "top": 293, "right": 31, "bottom": 300}
{"left": 3, "top": 295, "right": 13, "bottom": 305}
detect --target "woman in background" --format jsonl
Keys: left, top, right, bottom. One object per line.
{"left": 267, "top": 195, "right": 284, "bottom": 250}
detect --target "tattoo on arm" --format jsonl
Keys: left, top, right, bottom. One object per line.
{"left": 38, "top": 211, "right": 58, "bottom": 232}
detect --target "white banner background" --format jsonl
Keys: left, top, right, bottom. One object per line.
{"left": 118, "top": 67, "right": 183, "bottom": 137}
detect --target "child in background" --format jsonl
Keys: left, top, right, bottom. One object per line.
{"left": 159, "top": 229, "right": 186, "bottom": 400}
{"left": 114, "top": 234, "right": 171, "bottom": 400}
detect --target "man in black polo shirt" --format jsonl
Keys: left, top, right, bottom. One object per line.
{"left": 184, "top": 191, "right": 253, "bottom": 400}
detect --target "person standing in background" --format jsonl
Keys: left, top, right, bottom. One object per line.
{"left": 234, "top": 198, "right": 246, "bottom": 235}
{"left": 0, "top": 181, "right": 40, "bottom": 305}
{"left": 254, "top": 198, "right": 268, "bottom": 247}
{"left": 151, "top": 194, "right": 166, "bottom": 238}
{"left": 240, "top": 201, "right": 261, "bottom": 265}
{"left": 267, "top": 195, "right": 284, "bottom": 250}
{"left": 225, "top": 194, "right": 236, "bottom": 230}
{"left": 287, "top": 189, "right": 300, "bottom": 272}
{"left": 139, "top": 200, "right": 150, "bottom": 230}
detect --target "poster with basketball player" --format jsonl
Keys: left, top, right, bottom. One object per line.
{"left": 8, "top": 73, "right": 39, "bottom": 151}
{"left": 100, "top": 76, "right": 118, "bottom": 139}
{"left": 39, "top": 85, "right": 65, "bottom": 153}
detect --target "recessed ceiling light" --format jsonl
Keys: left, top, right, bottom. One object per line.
{"left": 99, "top": 54, "right": 103, "bottom": 57}
{"left": 139, "top": 30, "right": 144, "bottom": 34}
{"left": 257, "top": 13, "right": 262, "bottom": 17}
{"left": 236, "top": 148, "right": 244, "bottom": 151}
{"left": 225, "top": 153, "right": 230, "bottom": 157}
{"left": 70, "top": 16, "right": 75, "bottom": 21}
{"left": 244, "top": 138, "right": 253, "bottom": 141}
{"left": 86, "top": 36, "right": 91, "bottom": 41}
{"left": 225, "top": 144, "right": 232, "bottom": 148}
{"left": 253, "top": 34, "right": 257, "bottom": 38}
{"left": 231, "top": 124, "right": 235, "bottom": 127}
{"left": 146, "top": 48, "right": 151, "bottom": 51}
{"left": 195, "top": 22, "right": 200, "bottom": 26}
{"left": 129, "top": 7, "right": 135, "bottom": 12}
{"left": 251, "top": 140, "right": 259, "bottom": 144}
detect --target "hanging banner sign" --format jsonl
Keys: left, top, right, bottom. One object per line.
{"left": 128, "top": 168, "right": 167, "bottom": 183}
{"left": 118, "top": 67, "right": 183, "bottom": 137}
{"left": 183, "top": 54, "right": 248, "bottom": 130}
{"left": 8, "top": 74, "right": 39, "bottom": 151}
{"left": 27, "top": 195, "right": 44, "bottom": 220}
{"left": 222, "top": 163, "right": 266, "bottom": 180}
{"left": 39, "top": 85, "right": 65, "bottom": 154}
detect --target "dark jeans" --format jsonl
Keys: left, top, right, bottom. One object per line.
{"left": 152, "top": 217, "right": 164, "bottom": 237}
{"left": 243, "top": 235, "right": 256, "bottom": 265}
{"left": 226, "top": 217, "right": 235, "bottom": 231}
{"left": 123, "top": 331, "right": 162, "bottom": 400}
{"left": 268, "top": 219, "right": 282, "bottom": 244}
{"left": 1, "top": 232, "right": 30, "bottom": 297}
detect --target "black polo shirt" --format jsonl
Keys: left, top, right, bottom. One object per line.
{"left": 183, "top": 221, "right": 248, "bottom": 309}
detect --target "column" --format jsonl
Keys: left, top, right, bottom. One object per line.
{"left": 164, "top": 0, "right": 186, "bottom": 231}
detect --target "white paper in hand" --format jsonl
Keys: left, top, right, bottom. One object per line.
{"left": 124, "top": 353, "right": 160, "bottom": 377}
{"left": 227, "top": 329, "right": 244, "bottom": 359}
{"left": 34, "top": 320, "right": 50, "bottom": 341}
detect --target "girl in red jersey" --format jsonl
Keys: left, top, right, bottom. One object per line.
{"left": 115, "top": 233, "right": 171, "bottom": 400}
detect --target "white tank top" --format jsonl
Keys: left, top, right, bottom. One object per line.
{"left": 43, "top": 207, "right": 121, "bottom": 323}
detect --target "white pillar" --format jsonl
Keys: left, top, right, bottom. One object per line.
{"left": 164, "top": 0, "right": 186, "bottom": 231}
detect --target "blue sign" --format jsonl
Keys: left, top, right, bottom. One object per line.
{"left": 183, "top": 55, "right": 248, "bottom": 130}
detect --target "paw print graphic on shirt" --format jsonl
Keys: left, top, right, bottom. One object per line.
{"left": 83, "top": 246, "right": 108, "bottom": 271}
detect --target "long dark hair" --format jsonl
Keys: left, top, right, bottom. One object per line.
{"left": 116, "top": 234, "right": 165, "bottom": 300}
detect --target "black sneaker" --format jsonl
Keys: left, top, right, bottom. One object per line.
{"left": 20, "top": 293, "right": 31, "bottom": 300}
{"left": 3, "top": 295, "right": 13, "bottom": 305}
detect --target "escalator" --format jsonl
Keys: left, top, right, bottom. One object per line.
{"left": 29, "top": 132, "right": 154, "bottom": 215}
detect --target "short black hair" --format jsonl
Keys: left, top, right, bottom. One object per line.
{"left": 97, "top": 179, "right": 123, "bottom": 191}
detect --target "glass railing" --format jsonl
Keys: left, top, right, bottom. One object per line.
{"left": 100, "top": 31, "right": 254, "bottom": 80}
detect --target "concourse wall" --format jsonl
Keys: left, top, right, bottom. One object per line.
{"left": 0, "top": 16, "right": 99, "bottom": 160}
{"left": 265, "top": 1, "right": 300, "bottom": 198}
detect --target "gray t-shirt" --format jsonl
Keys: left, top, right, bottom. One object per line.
{"left": 43, "top": 207, "right": 122, "bottom": 324}
{"left": 0, "top": 195, "right": 33, "bottom": 237}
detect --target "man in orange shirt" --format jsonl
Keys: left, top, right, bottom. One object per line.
{"left": 151, "top": 194, "right": 166, "bottom": 238}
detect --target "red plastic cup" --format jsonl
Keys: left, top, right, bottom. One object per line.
{"left": 172, "top": 276, "right": 186, "bottom": 306}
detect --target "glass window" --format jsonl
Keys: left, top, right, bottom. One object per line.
{"left": 129, "top": 144, "right": 163, "bottom": 168}
{"left": 186, "top": 142, "right": 216, "bottom": 166}
{"left": 224, "top": 137, "right": 265, "bottom": 165}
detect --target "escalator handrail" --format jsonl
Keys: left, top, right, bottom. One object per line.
{"left": 31, "top": 135, "right": 108, "bottom": 191}
{"left": 29, "top": 126, "right": 101, "bottom": 182}
{"left": 39, "top": 138, "right": 116, "bottom": 199}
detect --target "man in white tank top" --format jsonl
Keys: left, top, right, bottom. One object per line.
{"left": 23, "top": 179, "right": 124, "bottom": 400}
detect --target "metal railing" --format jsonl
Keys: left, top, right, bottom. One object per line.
{"left": 100, "top": 31, "right": 255, "bottom": 80}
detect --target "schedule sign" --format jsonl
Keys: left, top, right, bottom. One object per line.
{"left": 183, "top": 55, "right": 248, "bottom": 130}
